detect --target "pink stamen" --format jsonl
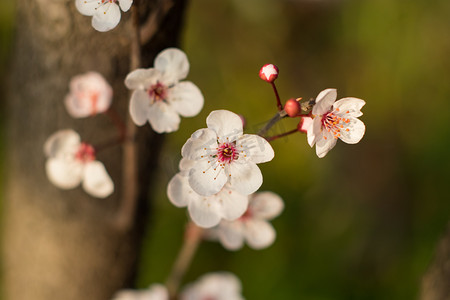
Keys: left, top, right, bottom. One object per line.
{"left": 75, "top": 143, "right": 96, "bottom": 163}
{"left": 216, "top": 142, "right": 239, "bottom": 164}
{"left": 148, "top": 82, "right": 168, "bottom": 103}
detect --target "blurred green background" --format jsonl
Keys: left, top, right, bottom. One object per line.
{"left": 2, "top": 0, "right": 450, "bottom": 299}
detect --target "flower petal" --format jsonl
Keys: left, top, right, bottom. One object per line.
{"left": 154, "top": 48, "right": 190, "bottom": 85}
{"left": 82, "top": 161, "right": 114, "bottom": 198}
{"left": 188, "top": 196, "right": 222, "bottom": 228}
{"left": 237, "top": 134, "right": 274, "bottom": 164}
{"left": 312, "top": 88, "right": 337, "bottom": 115}
{"left": 75, "top": 0, "right": 98, "bottom": 16}
{"left": 129, "top": 90, "right": 150, "bottom": 126}
{"left": 308, "top": 117, "right": 323, "bottom": 148}
{"left": 249, "top": 191, "right": 284, "bottom": 220}
{"left": 112, "top": 284, "right": 168, "bottom": 300}
{"left": 244, "top": 219, "right": 276, "bottom": 250}
{"left": 216, "top": 186, "right": 248, "bottom": 221}
{"left": 188, "top": 159, "right": 228, "bottom": 196}
{"left": 339, "top": 118, "right": 366, "bottom": 144}
{"left": 167, "top": 172, "right": 194, "bottom": 207}
{"left": 206, "top": 110, "right": 243, "bottom": 142}
{"left": 44, "top": 129, "right": 80, "bottom": 158}
{"left": 315, "top": 131, "right": 337, "bottom": 158}
{"left": 333, "top": 97, "right": 366, "bottom": 118}
{"left": 125, "top": 68, "right": 160, "bottom": 90}
{"left": 179, "top": 158, "right": 196, "bottom": 171}
{"left": 167, "top": 81, "right": 204, "bottom": 117}
{"left": 91, "top": 3, "right": 121, "bottom": 32}
{"left": 45, "top": 158, "right": 83, "bottom": 189}
{"left": 118, "top": 0, "right": 132, "bottom": 12}
{"left": 217, "top": 221, "right": 245, "bottom": 250}
{"left": 147, "top": 101, "right": 181, "bottom": 133}
{"left": 228, "top": 162, "right": 263, "bottom": 195}
{"left": 181, "top": 128, "right": 217, "bottom": 161}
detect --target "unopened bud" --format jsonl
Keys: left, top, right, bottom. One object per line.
{"left": 284, "top": 99, "right": 300, "bottom": 117}
{"left": 259, "top": 64, "right": 279, "bottom": 83}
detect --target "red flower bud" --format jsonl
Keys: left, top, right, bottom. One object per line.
{"left": 259, "top": 64, "right": 279, "bottom": 83}
{"left": 284, "top": 99, "right": 300, "bottom": 117}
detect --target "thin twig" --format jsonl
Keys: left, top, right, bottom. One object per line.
{"left": 271, "top": 81, "right": 283, "bottom": 111}
{"left": 166, "top": 222, "right": 204, "bottom": 300}
{"left": 140, "top": 0, "right": 174, "bottom": 44}
{"left": 257, "top": 110, "right": 287, "bottom": 138}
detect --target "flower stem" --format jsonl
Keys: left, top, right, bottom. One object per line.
{"left": 266, "top": 128, "right": 299, "bottom": 142}
{"left": 257, "top": 110, "right": 287, "bottom": 137}
{"left": 271, "top": 81, "right": 283, "bottom": 111}
{"left": 166, "top": 222, "right": 204, "bottom": 300}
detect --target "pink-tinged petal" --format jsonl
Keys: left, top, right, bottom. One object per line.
{"left": 147, "top": 101, "right": 181, "bottom": 133}
{"left": 188, "top": 159, "right": 228, "bottom": 196}
{"left": 312, "top": 88, "right": 337, "bottom": 115}
{"left": 308, "top": 117, "right": 323, "bottom": 148}
{"left": 315, "top": 131, "right": 337, "bottom": 158}
{"left": 188, "top": 196, "right": 222, "bottom": 228}
{"left": 206, "top": 110, "right": 243, "bottom": 142}
{"left": 82, "top": 161, "right": 114, "bottom": 198}
{"left": 129, "top": 90, "right": 150, "bottom": 126}
{"left": 181, "top": 128, "right": 217, "bottom": 161}
{"left": 75, "top": 0, "right": 99, "bottom": 16}
{"left": 118, "top": 0, "right": 132, "bottom": 12}
{"left": 249, "top": 191, "right": 284, "bottom": 220}
{"left": 167, "top": 172, "right": 194, "bottom": 207}
{"left": 125, "top": 68, "right": 160, "bottom": 90}
{"left": 112, "top": 284, "right": 168, "bottom": 300}
{"left": 216, "top": 186, "right": 249, "bottom": 221}
{"left": 154, "top": 48, "right": 190, "bottom": 85}
{"left": 333, "top": 97, "right": 366, "bottom": 118}
{"left": 91, "top": 3, "right": 121, "bottom": 32}
{"left": 181, "top": 272, "right": 243, "bottom": 300}
{"left": 217, "top": 221, "right": 245, "bottom": 250}
{"left": 299, "top": 116, "right": 313, "bottom": 134}
{"left": 228, "top": 162, "right": 263, "bottom": 196}
{"left": 179, "top": 158, "right": 196, "bottom": 171}
{"left": 167, "top": 81, "right": 204, "bottom": 117}
{"left": 44, "top": 129, "right": 80, "bottom": 158}
{"left": 244, "top": 219, "right": 276, "bottom": 250}
{"left": 339, "top": 118, "right": 366, "bottom": 144}
{"left": 237, "top": 134, "right": 274, "bottom": 164}
{"left": 45, "top": 158, "right": 83, "bottom": 189}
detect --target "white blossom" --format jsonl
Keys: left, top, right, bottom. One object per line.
{"left": 181, "top": 110, "right": 274, "bottom": 196}
{"left": 180, "top": 272, "right": 244, "bottom": 300}
{"left": 111, "top": 284, "right": 168, "bottom": 300}
{"left": 75, "top": 0, "right": 133, "bottom": 32}
{"left": 167, "top": 159, "right": 248, "bottom": 228}
{"left": 212, "top": 191, "right": 284, "bottom": 250}
{"left": 125, "top": 48, "right": 204, "bottom": 133}
{"left": 65, "top": 72, "right": 112, "bottom": 118}
{"left": 44, "top": 129, "right": 114, "bottom": 198}
{"left": 303, "top": 89, "right": 366, "bottom": 158}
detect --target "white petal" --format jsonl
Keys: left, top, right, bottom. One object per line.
{"left": 44, "top": 129, "right": 80, "bottom": 158}
{"left": 118, "top": 0, "right": 132, "bottom": 12}
{"left": 147, "top": 101, "right": 181, "bottom": 133}
{"left": 315, "top": 131, "right": 337, "bottom": 158}
{"left": 188, "top": 159, "right": 228, "bottom": 196}
{"left": 216, "top": 186, "right": 248, "bottom": 221}
{"left": 167, "top": 172, "right": 194, "bottom": 207}
{"left": 167, "top": 81, "right": 204, "bottom": 117}
{"left": 82, "top": 161, "right": 114, "bottom": 198}
{"left": 154, "top": 48, "right": 190, "bottom": 85}
{"left": 179, "top": 158, "right": 196, "bottom": 171}
{"left": 339, "top": 118, "right": 366, "bottom": 144}
{"left": 237, "top": 134, "right": 274, "bottom": 164}
{"left": 228, "top": 162, "right": 263, "bottom": 195}
{"left": 129, "top": 90, "right": 150, "bottom": 126}
{"left": 181, "top": 128, "right": 217, "bottom": 161}
{"left": 312, "top": 88, "right": 337, "bottom": 115}
{"left": 45, "top": 158, "right": 83, "bottom": 189}
{"left": 308, "top": 117, "right": 323, "bottom": 148}
{"left": 112, "top": 284, "right": 168, "bottom": 300}
{"left": 333, "top": 97, "right": 366, "bottom": 118}
{"left": 217, "top": 221, "right": 245, "bottom": 251}
{"left": 182, "top": 272, "right": 243, "bottom": 300}
{"left": 75, "top": 0, "right": 99, "bottom": 16}
{"left": 188, "top": 196, "right": 222, "bottom": 228}
{"left": 206, "top": 110, "right": 243, "bottom": 142}
{"left": 125, "top": 68, "right": 160, "bottom": 90}
{"left": 91, "top": 3, "right": 121, "bottom": 32}
{"left": 249, "top": 191, "right": 284, "bottom": 220}
{"left": 244, "top": 219, "right": 276, "bottom": 250}
{"left": 298, "top": 116, "right": 315, "bottom": 145}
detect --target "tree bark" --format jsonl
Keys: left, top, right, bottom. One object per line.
{"left": 421, "top": 223, "right": 450, "bottom": 300}
{"left": 2, "top": 0, "right": 186, "bottom": 299}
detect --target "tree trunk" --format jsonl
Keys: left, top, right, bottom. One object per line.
{"left": 2, "top": 0, "right": 186, "bottom": 299}
{"left": 421, "top": 223, "right": 450, "bottom": 300}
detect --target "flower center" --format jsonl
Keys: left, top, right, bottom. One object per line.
{"left": 217, "top": 142, "right": 238, "bottom": 164}
{"left": 148, "top": 82, "right": 168, "bottom": 103}
{"left": 321, "top": 112, "right": 350, "bottom": 139}
{"left": 75, "top": 143, "right": 96, "bottom": 163}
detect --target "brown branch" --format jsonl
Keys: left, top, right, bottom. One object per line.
{"left": 140, "top": 0, "right": 174, "bottom": 44}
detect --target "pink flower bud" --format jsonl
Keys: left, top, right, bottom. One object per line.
{"left": 284, "top": 99, "right": 300, "bottom": 117}
{"left": 259, "top": 64, "right": 279, "bottom": 83}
